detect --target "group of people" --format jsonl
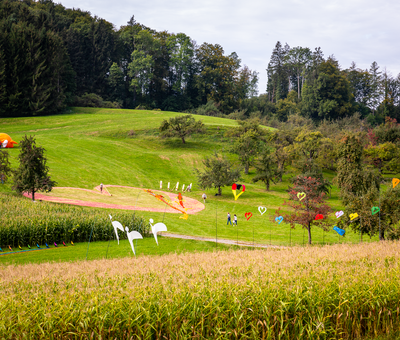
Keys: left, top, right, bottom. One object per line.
{"left": 227, "top": 212, "right": 237, "bottom": 226}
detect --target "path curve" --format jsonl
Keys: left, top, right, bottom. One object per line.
{"left": 23, "top": 185, "right": 204, "bottom": 214}
{"left": 161, "top": 233, "right": 283, "bottom": 248}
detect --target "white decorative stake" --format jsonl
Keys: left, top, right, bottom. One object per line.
{"left": 160, "top": 180, "right": 162, "bottom": 189}
{"left": 125, "top": 227, "right": 143, "bottom": 255}
{"left": 168, "top": 182, "right": 170, "bottom": 189}
{"left": 111, "top": 221, "right": 124, "bottom": 245}
{"left": 182, "top": 184, "right": 185, "bottom": 191}
{"left": 149, "top": 218, "right": 167, "bottom": 245}
{"left": 175, "top": 182, "right": 179, "bottom": 190}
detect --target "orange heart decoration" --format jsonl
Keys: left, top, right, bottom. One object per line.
{"left": 393, "top": 178, "right": 400, "bottom": 188}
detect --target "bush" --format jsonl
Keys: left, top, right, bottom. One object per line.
{"left": 194, "top": 101, "right": 223, "bottom": 117}
{"left": 73, "top": 93, "right": 121, "bottom": 108}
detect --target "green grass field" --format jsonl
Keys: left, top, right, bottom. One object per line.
{"left": 0, "top": 107, "right": 386, "bottom": 262}
{"left": 0, "top": 237, "right": 236, "bottom": 265}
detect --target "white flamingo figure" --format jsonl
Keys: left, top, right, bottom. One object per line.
{"left": 149, "top": 218, "right": 167, "bottom": 245}
{"left": 125, "top": 227, "right": 143, "bottom": 255}
{"left": 109, "top": 214, "right": 124, "bottom": 245}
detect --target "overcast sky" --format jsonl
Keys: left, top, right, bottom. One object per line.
{"left": 58, "top": 0, "right": 400, "bottom": 94}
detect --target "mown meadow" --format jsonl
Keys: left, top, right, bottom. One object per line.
{"left": 0, "top": 107, "right": 385, "bottom": 262}
{"left": 1, "top": 242, "right": 400, "bottom": 339}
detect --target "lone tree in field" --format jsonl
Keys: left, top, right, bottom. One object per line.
{"left": 275, "top": 176, "right": 332, "bottom": 244}
{"left": 252, "top": 147, "right": 280, "bottom": 191}
{"left": 0, "top": 150, "right": 12, "bottom": 184}
{"left": 159, "top": 115, "right": 205, "bottom": 144}
{"left": 195, "top": 152, "right": 241, "bottom": 195}
{"left": 13, "top": 135, "right": 56, "bottom": 201}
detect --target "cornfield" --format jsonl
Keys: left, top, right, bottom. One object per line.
{"left": 0, "top": 241, "right": 399, "bottom": 339}
{"left": 0, "top": 194, "right": 148, "bottom": 248}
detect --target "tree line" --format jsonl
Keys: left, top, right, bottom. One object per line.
{"left": 1, "top": 0, "right": 399, "bottom": 126}
{"left": 265, "top": 42, "right": 400, "bottom": 125}
{"left": 0, "top": 0, "right": 257, "bottom": 117}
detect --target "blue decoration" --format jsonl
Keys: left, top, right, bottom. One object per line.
{"left": 333, "top": 226, "right": 345, "bottom": 236}
{"left": 275, "top": 216, "right": 283, "bottom": 224}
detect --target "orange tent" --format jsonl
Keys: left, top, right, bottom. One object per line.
{"left": 0, "top": 133, "right": 17, "bottom": 148}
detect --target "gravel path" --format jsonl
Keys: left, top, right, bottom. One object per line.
{"left": 161, "top": 232, "right": 282, "bottom": 248}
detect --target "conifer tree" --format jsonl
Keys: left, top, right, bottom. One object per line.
{"left": 13, "top": 135, "right": 56, "bottom": 201}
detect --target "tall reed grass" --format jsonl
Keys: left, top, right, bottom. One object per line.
{"left": 0, "top": 194, "right": 148, "bottom": 247}
{"left": 0, "top": 242, "right": 399, "bottom": 339}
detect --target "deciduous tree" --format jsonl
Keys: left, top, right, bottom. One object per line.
{"left": 159, "top": 115, "right": 205, "bottom": 144}
{"left": 195, "top": 152, "right": 241, "bottom": 195}
{"left": 275, "top": 176, "right": 332, "bottom": 244}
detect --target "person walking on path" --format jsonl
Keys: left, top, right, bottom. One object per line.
{"left": 227, "top": 212, "right": 232, "bottom": 225}
{"left": 202, "top": 193, "right": 207, "bottom": 204}
{"left": 233, "top": 214, "right": 237, "bottom": 226}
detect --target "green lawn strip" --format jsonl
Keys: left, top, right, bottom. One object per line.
{"left": 0, "top": 237, "right": 235, "bottom": 265}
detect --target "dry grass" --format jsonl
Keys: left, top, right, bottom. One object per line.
{"left": 1, "top": 242, "right": 399, "bottom": 338}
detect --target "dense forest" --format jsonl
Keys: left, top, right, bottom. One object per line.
{"left": 0, "top": 0, "right": 400, "bottom": 125}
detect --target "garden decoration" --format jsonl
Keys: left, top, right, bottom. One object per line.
{"left": 28, "top": 245, "right": 31, "bottom": 249}
{"left": 297, "top": 192, "right": 306, "bottom": 201}
{"left": 149, "top": 218, "right": 168, "bottom": 245}
{"left": 54, "top": 242, "right": 58, "bottom": 247}
{"left": 350, "top": 213, "right": 359, "bottom": 221}
{"left": 175, "top": 182, "right": 179, "bottom": 190}
{"left": 8, "top": 245, "right": 12, "bottom": 251}
{"left": 0, "top": 133, "right": 18, "bottom": 148}
{"left": 0, "top": 247, "right": 2, "bottom": 252}
{"left": 258, "top": 206, "right": 267, "bottom": 215}
{"left": 71, "top": 241, "right": 74, "bottom": 245}
{"left": 315, "top": 214, "right": 324, "bottom": 220}
{"left": 371, "top": 207, "right": 380, "bottom": 215}
{"left": 176, "top": 192, "right": 186, "bottom": 209}
{"left": 275, "top": 216, "right": 283, "bottom": 224}
{"left": 232, "top": 183, "right": 245, "bottom": 200}
{"left": 37, "top": 244, "right": 40, "bottom": 248}
{"left": 125, "top": 227, "right": 143, "bottom": 255}
{"left": 182, "top": 184, "right": 185, "bottom": 191}
{"left": 111, "top": 221, "right": 124, "bottom": 244}
{"left": 335, "top": 211, "right": 344, "bottom": 218}
{"left": 45, "top": 243, "right": 50, "bottom": 248}
{"left": 19, "top": 245, "right": 22, "bottom": 250}
{"left": 245, "top": 212, "right": 253, "bottom": 220}
{"left": 145, "top": 189, "right": 189, "bottom": 219}
{"left": 63, "top": 242, "right": 67, "bottom": 246}
{"left": 392, "top": 178, "right": 399, "bottom": 188}
{"left": 333, "top": 226, "right": 346, "bottom": 236}
{"left": 109, "top": 215, "right": 124, "bottom": 244}
{"left": 168, "top": 182, "right": 170, "bottom": 189}
{"left": 160, "top": 181, "right": 162, "bottom": 189}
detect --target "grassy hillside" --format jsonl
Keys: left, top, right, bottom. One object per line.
{"left": 0, "top": 108, "right": 380, "bottom": 250}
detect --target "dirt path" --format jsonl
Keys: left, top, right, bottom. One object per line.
{"left": 23, "top": 185, "right": 205, "bottom": 214}
{"left": 161, "top": 232, "right": 282, "bottom": 248}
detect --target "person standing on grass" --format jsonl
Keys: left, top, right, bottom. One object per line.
{"left": 100, "top": 183, "right": 103, "bottom": 193}
{"left": 227, "top": 212, "right": 232, "bottom": 225}
{"left": 233, "top": 214, "right": 237, "bottom": 226}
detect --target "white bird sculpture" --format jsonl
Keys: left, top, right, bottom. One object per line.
{"left": 125, "top": 227, "right": 143, "bottom": 255}
{"left": 149, "top": 218, "right": 167, "bottom": 245}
